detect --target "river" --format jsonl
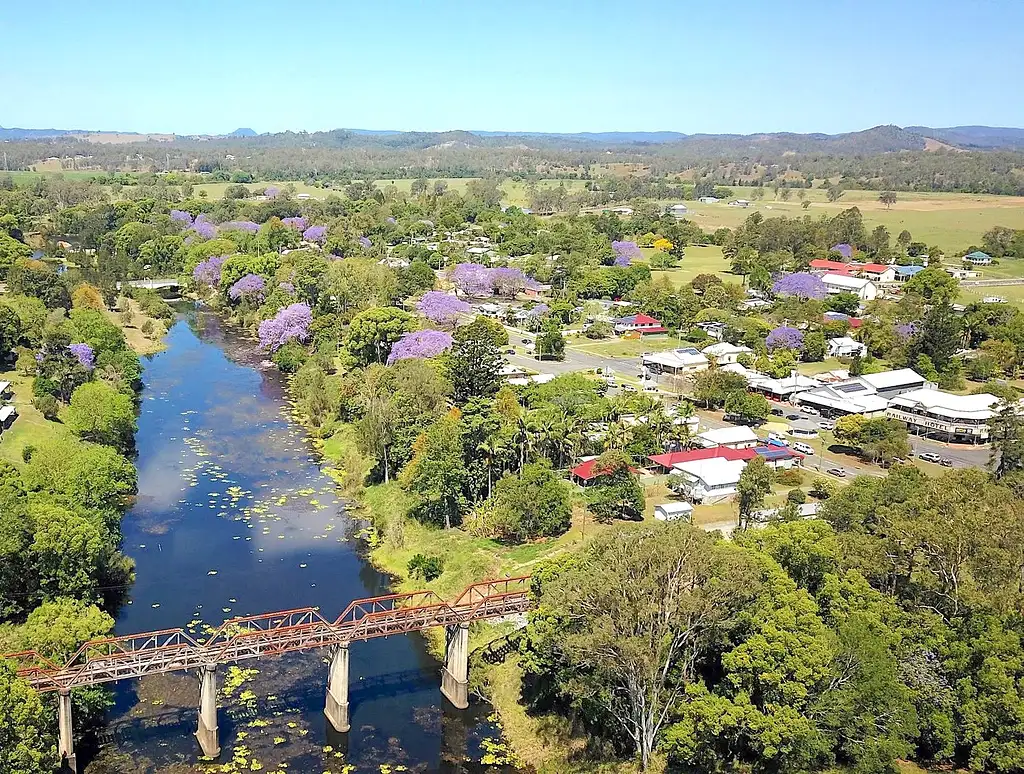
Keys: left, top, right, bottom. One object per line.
{"left": 90, "top": 307, "right": 513, "bottom": 773}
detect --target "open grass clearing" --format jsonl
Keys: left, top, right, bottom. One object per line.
{"left": 569, "top": 335, "right": 692, "bottom": 358}
{"left": 637, "top": 244, "right": 740, "bottom": 288}
{"left": 0, "top": 371, "right": 72, "bottom": 467}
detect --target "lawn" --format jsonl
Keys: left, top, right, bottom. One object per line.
{"left": 0, "top": 371, "right": 72, "bottom": 467}
{"left": 8, "top": 169, "right": 105, "bottom": 183}
{"left": 958, "top": 283, "right": 1024, "bottom": 309}
{"left": 639, "top": 245, "right": 740, "bottom": 287}
{"left": 569, "top": 335, "right": 692, "bottom": 358}
{"left": 191, "top": 180, "right": 329, "bottom": 199}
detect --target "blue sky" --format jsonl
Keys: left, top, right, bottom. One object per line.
{"left": 2, "top": 0, "right": 1022, "bottom": 135}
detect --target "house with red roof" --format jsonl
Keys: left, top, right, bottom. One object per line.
{"left": 858, "top": 263, "right": 896, "bottom": 283}
{"left": 809, "top": 258, "right": 852, "bottom": 273}
{"left": 613, "top": 313, "right": 667, "bottom": 336}
{"left": 647, "top": 446, "right": 756, "bottom": 473}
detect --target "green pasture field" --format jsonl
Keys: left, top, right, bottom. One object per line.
{"left": 568, "top": 335, "right": 692, "bottom": 358}
{"left": 958, "top": 283, "right": 1024, "bottom": 309}
{"left": 637, "top": 245, "right": 740, "bottom": 287}
{"left": 8, "top": 169, "right": 105, "bottom": 183}
{"left": 670, "top": 187, "right": 1024, "bottom": 254}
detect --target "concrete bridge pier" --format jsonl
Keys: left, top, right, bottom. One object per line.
{"left": 58, "top": 690, "right": 77, "bottom": 773}
{"left": 195, "top": 664, "right": 220, "bottom": 758}
{"left": 324, "top": 643, "right": 351, "bottom": 733}
{"left": 440, "top": 622, "right": 470, "bottom": 709}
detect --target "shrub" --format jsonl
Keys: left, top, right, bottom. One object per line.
{"left": 21, "top": 444, "right": 35, "bottom": 462}
{"left": 140, "top": 319, "right": 155, "bottom": 335}
{"left": 272, "top": 340, "right": 308, "bottom": 373}
{"left": 407, "top": 553, "right": 444, "bottom": 581}
{"left": 119, "top": 310, "right": 134, "bottom": 326}
{"left": 32, "top": 394, "right": 59, "bottom": 420}
{"left": 810, "top": 476, "right": 837, "bottom": 499}
{"left": 776, "top": 468, "right": 804, "bottom": 487}
{"left": 787, "top": 488, "right": 807, "bottom": 505}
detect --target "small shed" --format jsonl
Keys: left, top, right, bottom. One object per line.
{"left": 654, "top": 502, "right": 694, "bottom": 522}
{"left": 0, "top": 404, "right": 17, "bottom": 429}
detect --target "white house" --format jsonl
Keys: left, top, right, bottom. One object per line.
{"left": 748, "top": 371, "right": 822, "bottom": 401}
{"left": 641, "top": 348, "right": 709, "bottom": 376}
{"left": 944, "top": 266, "right": 981, "bottom": 280}
{"left": 728, "top": 199, "right": 751, "bottom": 208}
{"left": 614, "top": 313, "right": 668, "bottom": 336}
{"left": 0, "top": 381, "right": 10, "bottom": 398}
{"left": 701, "top": 342, "right": 754, "bottom": 365}
{"left": 698, "top": 196, "right": 720, "bottom": 204}
{"left": 857, "top": 368, "right": 933, "bottom": 398}
{"left": 826, "top": 336, "right": 867, "bottom": 358}
{"left": 672, "top": 458, "right": 748, "bottom": 502}
{"left": 666, "top": 203, "right": 689, "bottom": 219}
{"left": 654, "top": 502, "right": 694, "bottom": 522}
{"left": 695, "top": 321, "right": 727, "bottom": 340}
{"left": 859, "top": 263, "right": 897, "bottom": 283}
{"left": 0, "top": 405, "right": 16, "bottom": 430}
{"left": 963, "top": 251, "right": 993, "bottom": 266}
{"left": 821, "top": 273, "right": 878, "bottom": 301}
{"left": 696, "top": 426, "right": 759, "bottom": 449}
{"left": 886, "top": 389, "right": 1011, "bottom": 443}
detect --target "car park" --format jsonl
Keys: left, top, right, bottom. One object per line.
{"left": 918, "top": 452, "right": 941, "bottom": 463}
{"left": 826, "top": 467, "right": 846, "bottom": 477}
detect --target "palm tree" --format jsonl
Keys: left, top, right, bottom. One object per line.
{"left": 669, "top": 420, "right": 695, "bottom": 452}
{"left": 605, "top": 420, "right": 631, "bottom": 451}
{"left": 514, "top": 415, "right": 530, "bottom": 471}
{"left": 477, "top": 436, "right": 504, "bottom": 499}
{"left": 647, "top": 406, "right": 672, "bottom": 450}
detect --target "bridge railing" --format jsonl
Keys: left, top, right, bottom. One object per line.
{"left": 3, "top": 576, "right": 533, "bottom": 692}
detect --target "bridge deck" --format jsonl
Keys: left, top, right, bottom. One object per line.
{"left": 4, "top": 576, "right": 531, "bottom": 693}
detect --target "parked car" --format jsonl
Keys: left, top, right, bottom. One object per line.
{"left": 786, "top": 414, "right": 801, "bottom": 421}
{"left": 826, "top": 467, "right": 847, "bottom": 477}
{"left": 818, "top": 420, "right": 835, "bottom": 431}
{"left": 620, "top": 384, "right": 636, "bottom": 392}
{"left": 940, "top": 458, "right": 954, "bottom": 467}
{"left": 801, "top": 406, "right": 819, "bottom": 416}
{"left": 918, "top": 452, "right": 941, "bottom": 463}
{"left": 792, "top": 441, "right": 815, "bottom": 455}
{"left": 770, "top": 408, "right": 785, "bottom": 416}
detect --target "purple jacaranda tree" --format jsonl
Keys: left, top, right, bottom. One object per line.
{"left": 490, "top": 267, "right": 528, "bottom": 297}
{"left": 282, "top": 216, "right": 308, "bottom": 231}
{"left": 772, "top": 272, "right": 827, "bottom": 300}
{"left": 279, "top": 282, "right": 295, "bottom": 294}
{"left": 358, "top": 236, "right": 372, "bottom": 249}
{"left": 193, "top": 255, "right": 227, "bottom": 286}
{"left": 189, "top": 214, "right": 216, "bottom": 240}
{"left": 221, "top": 220, "right": 260, "bottom": 234}
{"left": 67, "top": 343, "right": 95, "bottom": 371}
{"left": 450, "top": 263, "right": 492, "bottom": 296}
{"left": 613, "top": 254, "right": 632, "bottom": 267}
{"left": 303, "top": 225, "right": 327, "bottom": 244}
{"left": 896, "top": 322, "right": 920, "bottom": 341}
{"left": 228, "top": 274, "right": 267, "bottom": 302}
{"left": 170, "top": 209, "right": 194, "bottom": 226}
{"left": 258, "top": 303, "right": 312, "bottom": 352}
{"left": 766, "top": 326, "right": 804, "bottom": 351}
{"left": 611, "top": 240, "right": 643, "bottom": 260}
{"left": 386, "top": 330, "right": 454, "bottom": 364}
{"left": 386, "top": 217, "right": 397, "bottom": 225}
{"left": 527, "top": 303, "right": 549, "bottom": 318}
{"left": 418, "top": 291, "right": 471, "bottom": 326}
{"left": 264, "top": 186, "right": 281, "bottom": 199}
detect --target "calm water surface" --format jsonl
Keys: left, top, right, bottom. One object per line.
{"left": 91, "top": 308, "right": 513, "bottom": 773}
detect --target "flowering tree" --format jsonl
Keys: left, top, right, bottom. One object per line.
{"left": 67, "top": 343, "right": 95, "bottom": 371}
{"left": 451, "top": 263, "right": 491, "bottom": 296}
{"left": 613, "top": 254, "right": 632, "bottom": 267}
{"left": 303, "top": 225, "right": 327, "bottom": 244}
{"left": 279, "top": 281, "right": 295, "bottom": 294}
{"left": 896, "top": 322, "right": 919, "bottom": 341}
{"left": 772, "top": 272, "right": 827, "bottom": 300}
{"left": 491, "top": 267, "right": 528, "bottom": 297}
{"left": 652, "top": 237, "right": 674, "bottom": 252}
{"left": 221, "top": 220, "right": 260, "bottom": 234}
{"left": 387, "top": 330, "right": 454, "bottom": 364}
{"left": 282, "top": 216, "right": 308, "bottom": 231}
{"left": 358, "top": 236, "right": 372, "bottom": 249}
{"left": 264, "top": 186, "right": 281, "bottom": 199}
{"left": 190, "top": 214, "right": 216, "bottom": 240}
{"left": 766, "top": 326, "right": 804, "bottom": 351}
{"left": 258, "top": 303, "right": 312, "bottom": 351}
{"left": 193, "top": 255, "right": 227, "bottom": 286}
{"left": 418, "top": 291, "right": 471, "bottom": 326}
{"left": 612, "top": 240, "right": 643, "bottom": 262}
{"left": 170, "top": 209, "right": 194, "bottom": 226}
{"left": 228, "top": 274, "right": 266, "bottom": 302}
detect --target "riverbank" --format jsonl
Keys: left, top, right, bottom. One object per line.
{"left": 309, "top": 419, "right": 636, "bottom": 773}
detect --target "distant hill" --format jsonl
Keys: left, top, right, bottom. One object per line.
{"left": 908, "top": 125, "right": 1024, "bottom": 150}
{"left": 0, "top": 126, "right": 80, "bottom": 140}
{"left": 228, "top": 127, "right": 257, "bottom": 137}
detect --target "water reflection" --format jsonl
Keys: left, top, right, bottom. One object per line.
{"left": 92, "top": 308, "right": 514, "bottom": 773}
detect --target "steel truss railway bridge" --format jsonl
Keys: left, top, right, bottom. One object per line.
{"left": 3, "top": 576, "right": 532, "bottom": 772}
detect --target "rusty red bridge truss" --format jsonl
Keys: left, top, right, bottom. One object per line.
{"left": 4, "top": 575, "right": 532, "bottom": 693}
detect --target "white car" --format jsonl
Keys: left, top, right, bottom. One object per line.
{"left": 918, "top": 452, "right": 942, "bottom": 464}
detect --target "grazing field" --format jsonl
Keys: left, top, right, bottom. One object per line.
{"left": 0, "top": 372, "right": 71, "bottom": 467}
{"left": 9, "top": 168, "right": 105, "bottom": 182}
{"left": 191, "top": 180, "right": 330, "bottom": 199}
{"left": 638, "top": 245, "right": 740, "bottom": 287}
{"left": 672, "top": 187, "right": 1024, "bottom": 254}
{"left": 958, "top": 283, "right": 1024, "bottom": 309}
